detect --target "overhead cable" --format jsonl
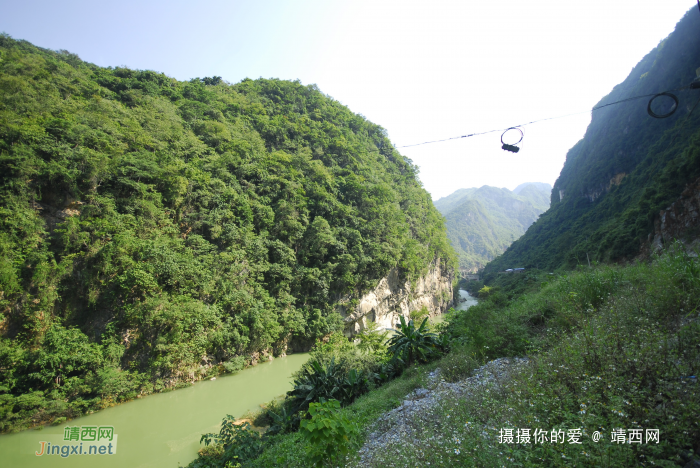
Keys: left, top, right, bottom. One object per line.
{"left": 396, "top": 84, "right": 693, "bottom": 149}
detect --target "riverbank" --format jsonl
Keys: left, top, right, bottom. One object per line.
{"left": 0, "top": 354, "right": 309, "bottom": 468}
{"left": 229, "top": 248, "right": 700, "bottom": 467}
{"left": 429, "top": 289, "right": 477, "bottom": 327}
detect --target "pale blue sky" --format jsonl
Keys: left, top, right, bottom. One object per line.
{"left": 1, "top": 1, "right": 695, "bottom": 199}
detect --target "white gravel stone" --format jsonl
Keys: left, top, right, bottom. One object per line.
{"left": 356, "top": 357, "right": 529, "bottom": 463}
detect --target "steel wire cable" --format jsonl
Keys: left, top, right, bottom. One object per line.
{"left": 318, "top": 83, "right": 696, "bottom": 158}
{"left": 396, "top": 85, "right": 693, "bottom": 149}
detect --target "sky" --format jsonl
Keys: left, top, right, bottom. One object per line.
{"left": 1, "top": 0, "right": 696, "bottom": 200}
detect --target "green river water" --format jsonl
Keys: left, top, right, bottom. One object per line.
{"left": 1, "top": 290, "right": 477, "bottom": 468}
{"left": 431, "top": 289, "right": 478, "bottom": 326}
{"left": 455, "top": 289, "right": 478, "bottom": 311}
{"left": 0, "top": 353, "right": 309, "bottom": 468}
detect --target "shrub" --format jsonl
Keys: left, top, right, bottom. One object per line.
{"left": 299, "top": 399, "right": 356, "bottom": 467}
{"left": 387, "top": 316, "right": 443, "bottom": 367}
{"left": 288, "top": 358, "right": 370, "bottom": 412}
{"left": 222, "top": 357, "right": 245, "bottom": 374}
{"left": 409, "top": 306, "right": 430, "bottom": 323}
{"left": 477, "top": 285, "right": 491, "bottom": 298}
{"left": 200, "top": 417, "right": 263, "bottom": 465}
{"left": 436, "top": 346, "right": 478, "bottom": 383}
{"left": 355, "top": 321, "right": 389, "bottom": 356}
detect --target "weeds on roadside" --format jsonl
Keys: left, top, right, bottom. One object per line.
{"left": 350, "top": 246, "right": 700, "bottom": 467}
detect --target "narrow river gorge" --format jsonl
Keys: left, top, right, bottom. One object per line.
{"left": 0, "top": 290, "right": 477, "bottom": 468}
{"left": 454, "top": 289, "right": 478, "bottom": 312}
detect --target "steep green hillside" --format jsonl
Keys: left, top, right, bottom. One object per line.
{"left": 442, "top": 198, "right": 513, "bottom": 272}
{"left": 0, "top": 35, "right": 454, "bottom": 430}
{"left": 486, "top": 7, "right": 700, "bottom": 275}
{"left": 513, "top": 182, "right": 551, "bottom": 211}
{"left": 434, "top": 183, "right": 551, "bottom": 272}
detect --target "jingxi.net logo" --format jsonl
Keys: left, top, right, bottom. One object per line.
{"left": 35, "top": 425, "right": 117, "bottom": 458}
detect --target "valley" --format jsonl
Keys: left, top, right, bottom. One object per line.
{"left": 1, "top": 4, "right": 700, "bottom": 468}
{"left": 435, "top": 183, "right": 551, "bottom": 273}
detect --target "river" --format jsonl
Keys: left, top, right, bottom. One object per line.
{"left": 0, "top": 353, "right": 309, "bottom": 468}
{"left": 431, "top": 289, "right": 478, "bottom": 326}
{"left": 2, "top": 291, "right": 477, "bottom": 467}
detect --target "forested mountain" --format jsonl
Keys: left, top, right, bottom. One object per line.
{"left": 434, "top": 183, "right": 551, "bottom": 272}
{"left": 512, "top": 182, "right": 551, "bottom": 211}
{"left": 0, "top": 35, "right": 454, "bottom": 430}
{"left": 485, "top": 7, "right": 700, "bottom": 276}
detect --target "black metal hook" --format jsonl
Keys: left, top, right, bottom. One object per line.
{"left": 501, "top": 127, "right": 523, "bottom": 153}
{"left": 647, "top": 92, "right": 679, "bottom": 119}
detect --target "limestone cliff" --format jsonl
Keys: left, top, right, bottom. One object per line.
{"left": 339, "top": 259, "right": 454, "bottom": 336}
{"left": 643, "top": 176, "right": 700, "bottom": 256}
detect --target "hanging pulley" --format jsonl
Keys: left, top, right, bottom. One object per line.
{"left": 647, "top": 92, "right": 679, "bottom": 119}
{"left": 501, "top": 127, "right": 523, "bottom": 153}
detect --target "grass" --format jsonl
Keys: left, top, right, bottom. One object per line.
{"left": 191, "top": 245, "right": 700, "bottom": 467}
{"left": 343, "top": 245, "right": 700, "bottom": 467}
{"left": 247, "top": 363, "right": 432, "bottom": 467}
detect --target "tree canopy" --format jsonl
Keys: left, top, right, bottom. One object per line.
{"left": 0, "top": 34, "right": 455, "bottom": 430}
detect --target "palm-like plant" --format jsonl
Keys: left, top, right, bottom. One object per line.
{"left": 266, "top": 404, "right": 297, "bottom": 435}
{"left": 287, "top": 358, "right": 370, "bottom": 411}
{"left": 287, "top": 358, "right": 343, "bottom": 412}
{"left": 387, "top": 316, "right": 441, "bottom": 366}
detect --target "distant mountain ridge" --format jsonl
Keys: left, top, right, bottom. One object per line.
{"left": 484, "top": 7, "right": 700, "bottom": 275}
{"left": 434, "top": 183, "right": 552, "bottom": 272}
{"left": 513, "top": 182, "right": 552, "bottom": 211}
{"left": 513, "top": 182, "right": 551, "bottom": 195}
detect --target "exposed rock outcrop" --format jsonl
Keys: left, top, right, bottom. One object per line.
{"left": 582, "top": 172, "right": 627, "bottom": 203}
{"left": 31, "top": 199, "right": 84, "bottom": 231}
{"left": 339, "top": 259, "right": 454, "bottom": 336}
{"left": 644, "top": 176, "right": 700, "bottom": 256}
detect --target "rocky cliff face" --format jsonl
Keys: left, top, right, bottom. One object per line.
{"left": 643, "top": 176, "right": 700, "bottom": 256}
{"left": 339, "top": 259, "right": 454, "bottom": 336}
{"left": 578, "top": 172, "right": 627, "bottom": 203}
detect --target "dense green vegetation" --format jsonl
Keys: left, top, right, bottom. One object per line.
{"left": 0, "top": 34, "right": 454, "bottom": 432}
{"left": 434, "top": 183, "right": 551, "bottom": 272}
{"left": 486, "top": 7, "right": 700, "bottom": 275}
{"left": 196, "top": 246, "right": 698, "bottom": 467}
{"left": 361, "top": 245, "right": 700, "bottom": 467}
{"left": 184, "top": 9, "right": 700, "bottom": 464}
{"left": 299, "top": 399, "right": 356, "bottom": 467}
{"left": 189, "top": 316, "right": 446, "bottom": 467}
{"left": 186, "top": 8, "right": 700, "bottom": 468}
{"left": 386, "top": 315, "right": 442, "bottom": 366}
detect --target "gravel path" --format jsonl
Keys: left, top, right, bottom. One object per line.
{"left": 356, "top": 357, "right": 530, "bottom": 463}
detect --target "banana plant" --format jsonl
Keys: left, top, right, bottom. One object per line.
{"left": 339, "top": 368, "right": 369, "bottom": 403}
{"left": 387, "top": 316, "right": 441, "bottom": 366}
{"left": 266, "top": 404, "right": 297, "bottom": 435}
{"left": 288, "top": 357, "right": 372, "bottom": 412}
{"left": 287, "top": 358, "right": 343, "bottom": 412}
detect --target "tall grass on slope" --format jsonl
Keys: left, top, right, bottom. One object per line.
{"left": 191, "top": 247, "right": 698, "bottom": 467}
{"left": 356, "top": 247, "right": 699, "bottom": 467}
